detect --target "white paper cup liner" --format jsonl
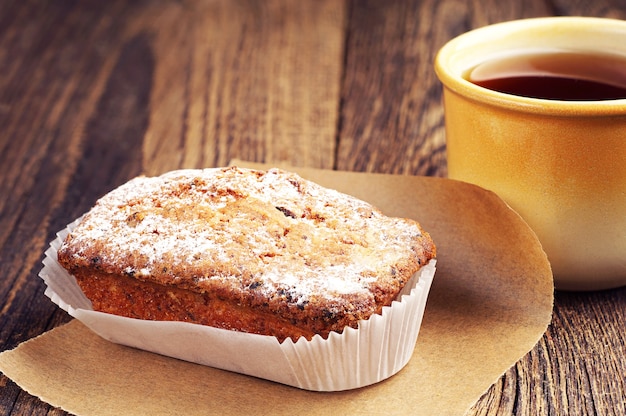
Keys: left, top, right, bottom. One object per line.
{"left": 39, "top": 219, "right": 436, "bottom": 391}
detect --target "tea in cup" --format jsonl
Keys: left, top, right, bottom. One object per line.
{"left": 435, "top": 17, "right": 626, "bottom": 290}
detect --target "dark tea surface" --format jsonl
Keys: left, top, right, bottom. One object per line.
{"left": 466, "top": 50, "right": 626, "bottom": 101}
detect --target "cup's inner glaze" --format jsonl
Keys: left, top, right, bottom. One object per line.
{"left": 465, "top": 50, "right": 626, "bottom": 101}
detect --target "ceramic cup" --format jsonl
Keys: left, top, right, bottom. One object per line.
{"left": 435, "top": 17, "right": 626, "bottom": 290}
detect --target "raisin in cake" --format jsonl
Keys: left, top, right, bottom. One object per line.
{"left": 57, "top": 167, "right": 436, "bottom": 342}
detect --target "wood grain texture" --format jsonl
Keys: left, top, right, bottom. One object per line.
{"left": 1, "top": 0, "right": 625, "bottom": 415}
{"left": 338, "top": 0, "right": 450, "bottom": 176}
{"left": 130, "top": 0, "right": 346, "bottom": 175}
{"left": 0, "top": 2, "right": 153, "bottom": 414}
{"left": 468, "top": 289, "right": 626, "bottom": 416}
{"left": 336, "top": 0, "right": 554, "bottom": 177}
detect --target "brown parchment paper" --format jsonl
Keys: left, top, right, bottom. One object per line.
{"left": 0, "top": 162, "right": 553, "bottom": 415}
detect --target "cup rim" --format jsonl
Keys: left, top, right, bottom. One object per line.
{"left": 435, "top": 16, "right": 626, "bottom": 116}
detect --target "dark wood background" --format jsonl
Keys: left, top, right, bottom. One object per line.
{"left": 1, "top": 0, "right": 625, "bottom": 414}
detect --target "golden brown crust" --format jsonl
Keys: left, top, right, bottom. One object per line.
{"left": 58, "top": 167, "right": 436, "bottom": 341}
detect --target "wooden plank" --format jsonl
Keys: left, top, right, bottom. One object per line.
{"left": 137, "top": 0, "right": 347, "bottom": 175}
{"left": 338, "top": 0, "right": 450, "bottom": 176}
{"left": 336, "top": 0, "right": 549, "bottom": 177}
{"left": 0, "top": 2, "right": 154, "bottom": 414}
{"left": 0, "top": 0, "right": 143, "bottom": 348}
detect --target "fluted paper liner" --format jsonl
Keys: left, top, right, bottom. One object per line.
{"left": 39, "top": 217, "right": 436, "bottom": 391}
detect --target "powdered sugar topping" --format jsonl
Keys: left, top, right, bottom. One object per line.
{"left": 61, "top": 167, "right": 426, "bottom": 304}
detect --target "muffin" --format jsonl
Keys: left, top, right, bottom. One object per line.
{"left": 43, "top": 166, "right": 437, "bottom": 390}
{"left": 57, "top": 167, "right": 436, "bottom": 342}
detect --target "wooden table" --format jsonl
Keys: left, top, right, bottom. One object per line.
{"left": 1, "top": 1, "right": 625, "bottom": 414}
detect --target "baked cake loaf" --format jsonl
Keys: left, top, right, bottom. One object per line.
{"left": 57, "top": 167, "right": 436, "bottom": 342}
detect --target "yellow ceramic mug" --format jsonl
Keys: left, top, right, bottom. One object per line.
{"left": 435, "top": 17, "right": 626, "bottom": 290}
